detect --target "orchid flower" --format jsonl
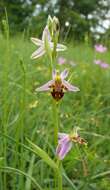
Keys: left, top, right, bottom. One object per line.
{"left": 56, "top": 131, "right": 87, "bottom": 160}
{"left": 31, "top": 26, "right": 67, "bottom": 59}
{"left": 94, "top": 44, "right": 107, "bottom": 53}
{"left": 36, "top": 69, "right": 80, "bottom": 101}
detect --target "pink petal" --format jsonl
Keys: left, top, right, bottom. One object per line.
{"left": 94, "top": 60, "right": 110, "bottom": 69}
{"left": 58, "top": 57, "right": 66, "bottom": 65}
{"left": 60, "top": 69, "right": 69, "bottom": 79}
{"left": 58, "top": 133, "right": 68, "bottom": 140}
{"left": 94, "top": 59, "right": 102, "bottom": 65}
{"left": 31, "top": 37, "right": 43, "bottom": 46}
{"left": 63, "top": 80, "right": 80, "bottom": 92}
{"left": 36, "top": 80, "right": 54, "bottom": 91}
{"left": 58, "top": 134, "right": 70, "bottom": 144}
{"left": 100, "top": 63, "right": 109, "bottom": 68}
{"left": 31, "top": 47, "right": 45, "bottom": 59}
{"left": 56, "top": 134, "right": 71, "bottom": 160}
{"left": 42, "top": 26, "right": 51, "bottom": 42}
{"left": 56, "top": 141, "right": 72, "bottom": 160}
{"left": 94, "top": 44, "right": 107, "bottom": 53}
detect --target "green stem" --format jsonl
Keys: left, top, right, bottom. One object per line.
{"left": 54, "top": 164, "right": 62, "bottom": 190}
{"left": 19, "top": 59, "right": 26, "bottom": 189}
{"left": 52, "top": 101, "right": 62, "bottom": 190}
{"left": 2, "top": 8, "right": 10, "bottom": 190}
{"left": 53, "top": 101, "right": 59, "bottom": 146}
{"left": 49, "top": 36, "right": 62, "bottom": 190}
{"left": 57, "top": 160, "right": 62, "bottom": 190}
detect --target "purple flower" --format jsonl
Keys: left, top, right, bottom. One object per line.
{"left": 36, "top": 69, "right": 80, "bottom": 101}
{"left": 100, "top": 62, "right": 109, "bottom": 69}
{"left": 58, "top": 57, "right": 66, "bottom": 65}
{"left": 94, "top": 44, "right": 107, "bottom": 53}
{"left": 56, "top": 132, "right": 87, "bottom": 160}
{"left": 31, "top": 26, "right": 67, "bottom": 59}
{"left": 56, "top": 133, "right": 72, "bottom": 160}
{"left": 58, "top": 57, "right": 76, "bottom": 67}
{"left": 94, "top": 60, "right": 109, "bottom": 69}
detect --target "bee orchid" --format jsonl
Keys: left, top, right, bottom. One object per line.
{"left": 56, "top": 131, "right": 87, "bottom": 160}
{"left": 31, "top": 26, "right": 67, "bottom": 59}
{"left": 36, "top": 69, "right": 80, "bottom": 101}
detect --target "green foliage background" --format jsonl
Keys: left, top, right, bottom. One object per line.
{"left": 0, "top": 0, "right": 110, "bottom": 40}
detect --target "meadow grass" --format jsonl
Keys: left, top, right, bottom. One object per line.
{"left": 0, "top": 34, "right": 110, "bottom": 190}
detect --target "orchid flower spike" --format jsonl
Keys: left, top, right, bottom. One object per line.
{"left": 31, "top": 26, "right": 67, "bottom": 59}
{"left": 36, "top": 69, "right": 80, "bottom": 101}
{"left": 56, "top": 130, "right": 87, "bottom": 160}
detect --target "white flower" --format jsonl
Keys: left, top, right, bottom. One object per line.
{"left": 31, "top": 26, "right": 67, "bottom": 59}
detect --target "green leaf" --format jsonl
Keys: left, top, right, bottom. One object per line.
{"left": 0, "top": 166, "right": 43, "bottom": 190}
{"left": 25, "top": 154, "right": 36, "bottom": 190}
{"left": 26, "top": 138, "right": 58, "bottom": 171}
{"left": 91, "top": 171, "right": 110, "bottom": 180}
{"left": 62, "top": 168, "right": 78, "bottom": 190}
{"left": 0, "top": 157, "right": 4, "bottom": 166}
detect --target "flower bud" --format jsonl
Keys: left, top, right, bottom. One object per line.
{"left": 53, "top": 16, "right": 60, "bottom": 34}
{"left": 52, "top": 16, "right": 60, "bottom": 59}
{"left": 47, "top": 15, "right": 53, "bottom": 36}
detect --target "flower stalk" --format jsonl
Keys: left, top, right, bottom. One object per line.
{"left": 30, "top": 15, "right": 84, "bottom": 190}
{"left": 53, "top": 100, "right": 59, "bottom": 146}
{"left": 57, "top": 160, "right": 62, "bottom": 190}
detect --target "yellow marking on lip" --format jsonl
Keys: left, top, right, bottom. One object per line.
{"left": 55, "top": 74, "right": 61, "bottom": 82}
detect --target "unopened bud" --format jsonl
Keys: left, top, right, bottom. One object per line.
{"left": 47, "top": 15, "right": 53, "bottom": 35}
{"left": 53, "top": 16, "right": 60, "bottom": 33}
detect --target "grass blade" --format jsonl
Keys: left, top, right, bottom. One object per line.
{"left": 0, "top": 166, "right": 43, "bottom": 190}
{"left": 26, "top": 138, "right": 58, "bottom": 170}
{"left": 91, "top": 171, "right": 110, "bottom": 180}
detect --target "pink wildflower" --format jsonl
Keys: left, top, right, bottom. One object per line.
{"left": 94, "top": 59, "right": 102, "bottom": 65}
{"left": 100, "top": 62, "right": 109, "bottom": 69}
{"left": 58, "top": 57, "right": 66, "bottom": 65}
{"left": 94, "top": 60, "right": 109, "bottom": 69}
{"left": 94, "top": 44, "right": 107, "bottom": 53}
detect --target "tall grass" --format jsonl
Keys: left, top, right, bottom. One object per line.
{"left": 0, "top": 32, "right": 110, "bottom": 190}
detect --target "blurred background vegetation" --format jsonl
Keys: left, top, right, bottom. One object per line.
{"left": 0, "top": 0, "right": 110, "bottom": 41}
